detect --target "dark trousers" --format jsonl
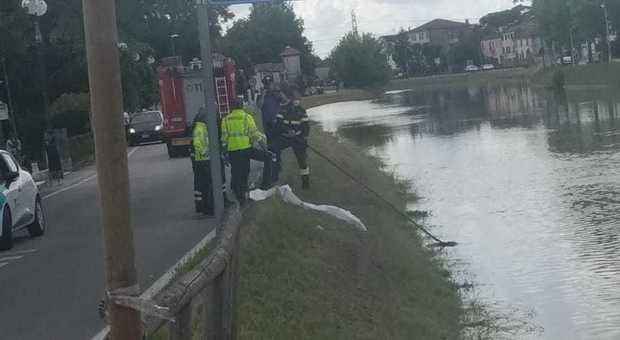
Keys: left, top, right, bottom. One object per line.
{"left": 192, "top": 160, "right": 214, "bottom": 215}
{"left": 272, "top": 137, "right": 309, "bottom": 180}
{"left": 229, "top": 148, "right": 273, "bottom": 203}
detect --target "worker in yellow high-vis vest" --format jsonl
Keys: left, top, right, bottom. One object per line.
{"left": 191, "top": 111, "right": 214, "bottom": 215}
{"left": 221, "top": 97, "right": 274, "bottom": 205}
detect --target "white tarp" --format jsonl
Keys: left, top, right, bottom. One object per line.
{"left": 249, "top": 185, "right": 368, "bottom": 232}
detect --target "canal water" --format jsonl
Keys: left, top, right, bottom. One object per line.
{"left": 308, "top": 84, "right": 620, "bottom": 340}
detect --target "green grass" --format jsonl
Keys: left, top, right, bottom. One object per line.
{"left": 236, "top": 126, "right": 464, "bottom": 340}
{"left": 533, "top": 62, "right": 620, "bottom": 88}
{"left": 386, "top": 67, "right": 534, "bottom": 90}
{"left": 301, "top": 89, "right": 376, "bottom": 108}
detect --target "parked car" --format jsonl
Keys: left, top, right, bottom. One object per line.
{"left": 128, "top": 111, "right": 164, "bottom": 146}
{"left": 482, "top": 64, "right": 496, "bottom": 70}
{"left": 465, "top": 65, "right": 480, "bottom": 72}
{"left": 0, "top": 151, "right": 45, "bottom": 250}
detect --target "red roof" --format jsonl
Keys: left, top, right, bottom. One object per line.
{"left": 280, "top": 46, "right": 302, "bottom": 57}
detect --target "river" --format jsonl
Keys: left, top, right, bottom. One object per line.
{"left": 308, "top": 84, "right": 620, "bottom": 340}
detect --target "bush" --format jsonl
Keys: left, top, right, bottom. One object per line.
{"left": 50, "top": 93, "right": 91, "bottom": 137}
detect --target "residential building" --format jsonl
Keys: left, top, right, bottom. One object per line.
{"left": 407, "top": 19, "right": 475, "bottom": 51}
{"left": 480, "top": 6, "right": 543, "bottom": 66}
{"left": 253, "top": 46, "right": 303, "bottom": 89}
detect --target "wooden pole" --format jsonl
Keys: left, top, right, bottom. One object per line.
{"left": 81, "top": 0, "right": 142, "bottom": 339}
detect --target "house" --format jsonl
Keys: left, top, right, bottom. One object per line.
{"left": 280, "top": 46, "right": 302, "bottom": 81}
{"left": 254, "top": 46, "right": 303, "bottom": 84}
{"left": 254, "top": 63, "right": 286, "bottom": 85}
{"left": 407, "top": 19, "right": 475, "bottom": 50}
{"left": 480, "top": 6, "right": 543, "bottom": 66}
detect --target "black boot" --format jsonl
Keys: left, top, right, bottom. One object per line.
{"left": 302, "top": 175, "right": 310, "bottom": 190}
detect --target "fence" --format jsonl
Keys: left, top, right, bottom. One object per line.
{"left": 108, "top": 207, "right": 243, "bottom": 340}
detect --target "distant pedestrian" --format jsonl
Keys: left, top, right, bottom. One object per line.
{"left": 45, "top": 132, "right": 63, "bottom": 185}
{"left": 6, "top": 134, "right": 22, "bottom": 162}
{"left": 221, "top": 97, "right": 274, "bottom": 205}
{"left": 272, "top": 87, "right": 311, "bottom": 189}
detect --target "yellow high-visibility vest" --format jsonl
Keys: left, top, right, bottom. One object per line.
{"left": 192, "top": 121, "right": 209, "bottom": 161}
{"left": 221, "top": 109, "right": 265, "bottom": 152}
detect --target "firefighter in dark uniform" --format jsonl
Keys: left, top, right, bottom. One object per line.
{"left": 221, "top": 97, "right": 274, "bottom": 205}
{"left": 272, "top": 88, "right": 311, "bottom": 189}
{"left": 191, "top": 111, "right": 214, "bottom": 215}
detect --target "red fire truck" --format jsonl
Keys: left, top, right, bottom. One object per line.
{"left": 158, "top": 55, "right": 236, "bottom": 157}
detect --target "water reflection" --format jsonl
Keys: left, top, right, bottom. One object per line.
{"left": 309, "top": 84, "right": 620, "bottom": 340}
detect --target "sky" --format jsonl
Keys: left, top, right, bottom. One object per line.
{"left": 226, "top": 0, "right": 524, "bottom": 58}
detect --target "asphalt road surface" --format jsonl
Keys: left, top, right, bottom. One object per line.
{"left": 0, "top": 144, "right": 214, "bottom": 340}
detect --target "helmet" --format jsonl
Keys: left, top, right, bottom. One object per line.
{"left": 231, "top": 96, "right": 245, "bottom": 110}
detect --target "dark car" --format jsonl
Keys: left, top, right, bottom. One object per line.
{"left": 128, "top": 111, "right": 164, "bottom": 146}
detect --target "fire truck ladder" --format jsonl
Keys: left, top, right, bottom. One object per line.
{"left": 215, "top": 77, "right": 230, "bottom": 115}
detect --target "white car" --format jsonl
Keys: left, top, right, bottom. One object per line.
{"left": 465, "top": 65, "right": 480, "bottom": 72}
{"left": 0, "top": 150, "right": 45, "bottom": 250}
{"left": 482, "top": 64, "right": 496, "bottom": 70}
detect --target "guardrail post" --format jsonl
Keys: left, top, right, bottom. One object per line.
{"left": 170, "top": 303, "right": 192, "bottom": 340}
{"left": 224, "top": 230, "right": 241, "bottom": 340}
{"left": 205, "top": 274, "right": 224, "bottom": 340}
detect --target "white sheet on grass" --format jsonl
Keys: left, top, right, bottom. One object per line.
{"left": 249, "top": 185, "right": 368, "bottom": 232}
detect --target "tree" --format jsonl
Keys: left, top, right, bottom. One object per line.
{"left": 223, "top": 2, "right": 317, "bottom": 76}
{"left": 330, "top": 32, "right": 391, "bottom": 88}
{"left": 0, "top": 0, "right": 233, "bottom": 160}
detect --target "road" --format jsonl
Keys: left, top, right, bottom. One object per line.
{"left": 0, "top": 143, "right": 214, "bottom": 340}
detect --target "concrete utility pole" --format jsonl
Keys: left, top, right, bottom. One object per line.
{"left": 82, "top": 0, "right": 142, "bottom": 339}
{"left": 197, "top": 0, "right": 225, "bottom": 225}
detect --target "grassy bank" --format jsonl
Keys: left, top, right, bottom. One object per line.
{"left": 386, "top": 67, "right": 533, "bottom": 90}
{"left": 301, "top": 89, "right": 375, "bottom": 108}
{"left": 533, "top": 62, "right": 620, "bottom": 88}
{"left": 236, "top": 124, "right": 464, "bottom": 339}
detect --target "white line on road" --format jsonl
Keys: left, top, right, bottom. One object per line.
{"left": 1, "top": 248, "right": 37, "bottom": 256}
{"left": 89, "top": 229, "right": 217, "bottom": 340}
{"left": 42, "top": 148, "right": 139, "bottom": 201}
{"left": 0, "top": 262, "right": 8, "bottom": 269}
{"left": 0, "top": 255, "right": 24, "bottom": 262}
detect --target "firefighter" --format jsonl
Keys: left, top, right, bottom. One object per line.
{"left": 221, "top": 97, "right": 274, "bottom": 205}
{"left": 191, "top": 111, "right": 214, "bottom": 216}
{"left": 272, "top": 87, "right": 311, "bottom": 189}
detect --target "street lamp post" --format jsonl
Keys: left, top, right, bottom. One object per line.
{"left": 602, "top": 1, "right": 612, "bottom": 63}
{"left": 170, "top": 34, "right": 180, "bottom": 56}
{"left": 21, "top": 0, "right": 51, "bottom": 127}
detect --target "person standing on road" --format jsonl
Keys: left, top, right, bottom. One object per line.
{"left": 191, "top": 111, "right": 214, "bottom": 216}
{"left": 221, "top": 97, "right": 274, "bottom": 205}
{"left": 45, "top": 131, "right": 63, "bottom": 186}
{"left": 272, "top": 88, "right": 311, "bottom": 189}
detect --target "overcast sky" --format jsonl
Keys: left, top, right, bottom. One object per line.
{"left": 227, "top": 0, "right": 523, "bottom": 58}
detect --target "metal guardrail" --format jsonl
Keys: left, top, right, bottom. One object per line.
{"left": 107, "top": 206, "right": 243, "bottom": 340}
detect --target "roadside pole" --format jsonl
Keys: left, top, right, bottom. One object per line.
{"left": 82, "top": 0, "right": 142, "bottom": 339}
{"left": 197, "top": 0, "right": 225, "bottom": 226}
{"left": 1, "top": 58, "right": 18, "bottom": 138}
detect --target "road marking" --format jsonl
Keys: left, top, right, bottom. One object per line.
{"left": 0, "top": 255, "right": 23, "bottom": 262}
{"left": 42, "top": 148, "right": 139, "bottom": 201}
{"left": 42, "top": 175, "right": 97, "bottom": 200}
{"left": 90, "top": 229, "right": 217, "bottom": 340}
{"left": 1, "top": 248, "right": 37, "bottom": 256}
{"left": 0, "top": 262, "right": 7, "bottom": 269}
